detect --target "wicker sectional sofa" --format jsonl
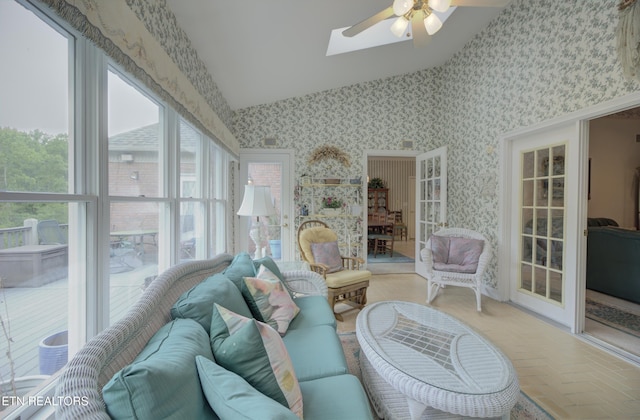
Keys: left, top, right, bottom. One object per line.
{"left": 54, "top": 253, "right": 372, "bottom": 419}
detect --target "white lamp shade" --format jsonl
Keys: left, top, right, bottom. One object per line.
{"left": 392, "top": 0, "right": 413, "bottom": 16}
{"left": 390, "top": 16, "right": 410, "bottom": 37}
{"left": 424, "top": 13, "right": 443, "bottom": 35}
{"left": 428, "top": 0, "right": 451, "bottom": 13}
{"left": 237, "top": 185, "right": 276, "bottom": 217}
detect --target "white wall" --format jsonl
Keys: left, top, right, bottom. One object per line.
{"left": 589, "top": 117, "right": 640, "bottom": 228}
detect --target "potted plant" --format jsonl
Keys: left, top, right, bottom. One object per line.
{"left": 368, "top": 177, "right": 385, "bottom": 189}
{"left": 321, "top": 197, "right": 343, "bottom": 215}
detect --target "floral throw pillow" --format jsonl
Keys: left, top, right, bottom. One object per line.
{"left": 242, "top": 265, "right": 300, "bottom": 335}
{"left": 310, "top": 241, "right": 344, "bottom": 273}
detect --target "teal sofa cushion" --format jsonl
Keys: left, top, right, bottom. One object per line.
{"left": 288, "top": 296, "right": 337, "bottom": 330}
{"left": 210, "top": 304, "right": 304, "bottom": 417}
{"left": 282, "top": 325, "right": 348, "bottom": 382}
{"left": 103, "top": 318, "right": 217, "bottom": 420}
{"left": 195, "top": 356, "right": 298, "bottom": 420}
{"left": 299, "top": 374, "right": 374, "bottom": 420}
{"left": 223, "top": 252, "right": 256, "bottom": 290}
{"left": 171, "top": 273, "right": 252, "bottom": 331}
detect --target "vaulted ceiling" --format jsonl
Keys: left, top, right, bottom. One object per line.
{"left": 165, "top": 0, "right": 511, "bottom": 110}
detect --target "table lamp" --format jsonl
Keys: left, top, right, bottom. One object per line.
{"left": 237, "top": 184, "right": 276, "bottom": 258}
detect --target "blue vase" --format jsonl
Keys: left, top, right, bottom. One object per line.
{"left": 269, "top": 240, "right": 282, "bottom": 259}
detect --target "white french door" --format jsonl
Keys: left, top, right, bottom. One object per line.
{"left": 507, "top": 123, "right": 580, "bottom": 329}
{"left": 239, "top": 150, "right": 294, "bottom": 261}
{"left": 415, "top": 147, "right": 447, "bottom": 278}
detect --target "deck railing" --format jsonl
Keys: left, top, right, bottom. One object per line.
{"left": 0, "top": 226, "right": 32, "bottom": 249}
{"left": 0, "top": 222, "right": 69, "bottom": 250}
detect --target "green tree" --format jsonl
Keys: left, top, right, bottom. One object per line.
{"left": 0, "top": 128, "right": 68, "bottom": 228}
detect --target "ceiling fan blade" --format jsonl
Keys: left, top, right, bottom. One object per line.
{"left": 342, "top": 6, "right": 395, "bottom": 37}
{"left": 411, "top": 11, "right": 431, "bottom": 48}
{"left": 450, "top": 0, "right": 510, "bottom": 6}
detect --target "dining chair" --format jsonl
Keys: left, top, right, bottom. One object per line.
{"left": 368, "top": 212, "right": 395, "bottom": 258}
{"left": 390, "top": 210, "right": 408, "bottom": 241}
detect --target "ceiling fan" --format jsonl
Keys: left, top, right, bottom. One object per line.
{"left": 343, "top": 0, "right": 510, "bottom": 48}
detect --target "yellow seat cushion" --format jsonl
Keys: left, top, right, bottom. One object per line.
{"left": 325, "top": 269, "right": 371, "bottom": 288}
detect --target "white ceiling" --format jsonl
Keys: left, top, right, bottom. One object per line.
{"left": 165, "top": 0, "right": 510, "bottom": 111}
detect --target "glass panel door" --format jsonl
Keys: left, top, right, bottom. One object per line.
{"left": 239, "top": 151, "right": 292, "bottom": 261}
{"left": 509, "top": 122, "right": 579, "bottom": 330}
{"left": 415, "top": 147, "right": 447, "bottom": 278}
{"left": 519, "top": 145, "right": 566, "bottom": 304}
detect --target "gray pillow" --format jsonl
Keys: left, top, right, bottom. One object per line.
{"left": 310, "top": 241, "right": 344, "bottom": 273}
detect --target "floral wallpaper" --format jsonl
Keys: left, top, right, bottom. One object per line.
{"left": 439, "top": 0, "right": 636, "bottom": 250}
{"left": 234, "top": 70, "right": 441, "bottom": 178}
{"left": 41, "top": 0, "right": 238, "bottom": 155}
{"left": 233, "top": 0, "right": 640, "bottom": 287}
{"left": 40, "top": 0, "right": 640, "bottom": 286}
{"left": 125, "top": 0, "right": 233, "bottom": 130}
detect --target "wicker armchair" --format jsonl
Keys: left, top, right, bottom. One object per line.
{"left": 297, "top": 220, "right": 370, "bottom": 321}
{"left": 420, "top": 228, "right": 491, "bottom": 311}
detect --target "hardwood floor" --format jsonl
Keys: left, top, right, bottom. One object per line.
{"left": 343, "top": 239, "right": 640, "bottom": 419}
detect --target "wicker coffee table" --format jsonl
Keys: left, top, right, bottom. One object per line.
{"left": 356, "top": 301, "right": 519, "bottom": 419}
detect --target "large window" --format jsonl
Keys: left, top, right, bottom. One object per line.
{"left": 179, "top": 119, "right": 228, "bottom": 262}
{"left": 0, "top": 1, "right": 231, "bottom": 416}
{"left": 0, "top": 0, "right": 76, "bottom": 413}
{"left": 108, "top": 69, "right": 164, "bottom": 321}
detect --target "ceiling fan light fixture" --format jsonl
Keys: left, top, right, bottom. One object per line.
{"left": 428, "top": 0, "right": 451, "bottom": 13}
{"left": 424, "top": 12, "right": 443, "bottom": 35}
{"left": 390, "top": 16, "right": 410, "bottom": 37}
{"left": 392, "top": 0, "right": 414, "bottom": 16}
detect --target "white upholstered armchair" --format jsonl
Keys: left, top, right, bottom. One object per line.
{"left": 420, "top": 228, "right": 491, "bottom": 311}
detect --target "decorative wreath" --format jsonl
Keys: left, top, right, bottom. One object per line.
{"left": 308, "top": 145, "right": 350, "bottom": 167}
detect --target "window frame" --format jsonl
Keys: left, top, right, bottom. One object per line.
{"left": 0, "top": 1, "right": 233, "bottom": 416}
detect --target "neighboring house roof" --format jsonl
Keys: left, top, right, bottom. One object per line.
{"left": 109, "top": 123, "right": 199, "bottom": 153}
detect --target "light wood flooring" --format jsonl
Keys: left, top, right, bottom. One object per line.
{"left": 339, "top": 239, "right": 640, "bottom": 419}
